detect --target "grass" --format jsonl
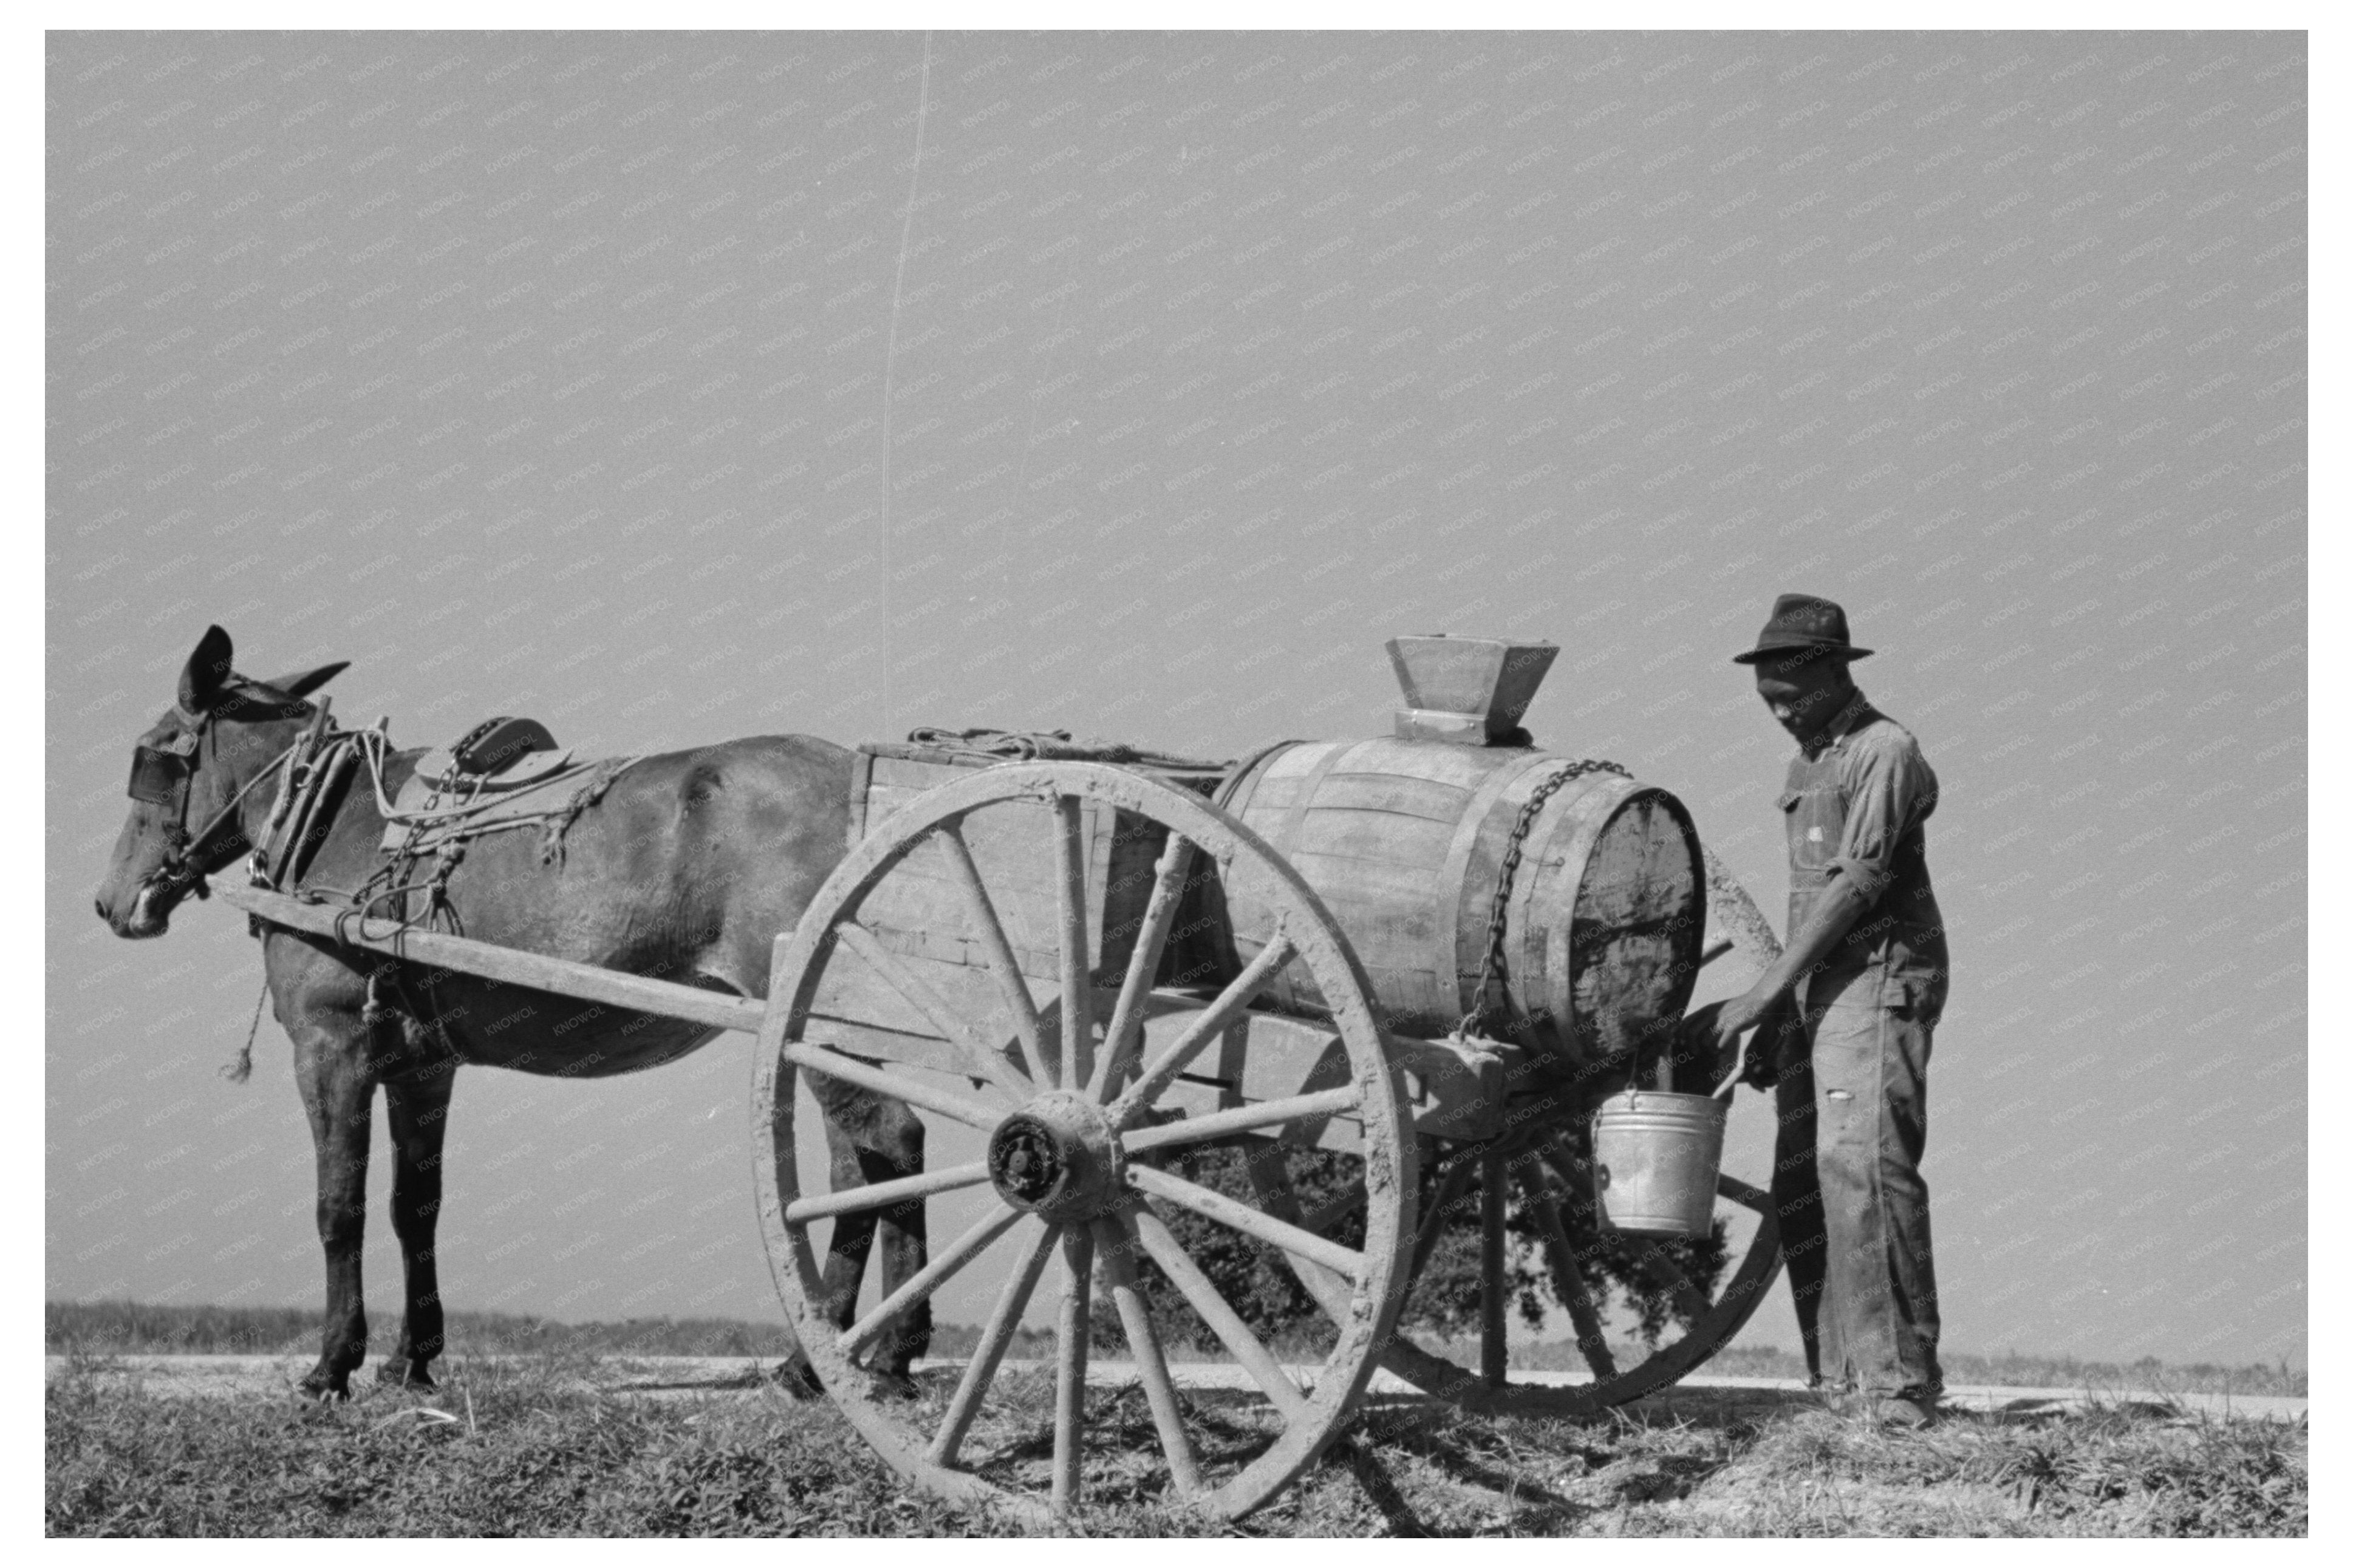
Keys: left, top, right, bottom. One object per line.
{"left": 49, "top": 1300, "right": 2307, "bottom": 1398}
{"left": 47, "top": 1301, "right": 801, "bottom": 1360}
{"left": 1392, "top": 1338, "right": 2306, "bottom": 1399}
{"left": 45, "top": 1349, "right": 2305, "bottom": 1537}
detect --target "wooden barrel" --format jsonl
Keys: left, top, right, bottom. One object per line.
{"left": 1212, "top": 738, "right": 1704, "bottom": 1068}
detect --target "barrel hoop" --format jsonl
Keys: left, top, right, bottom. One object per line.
{"left": 1435, "top": 752, "right": 1562, "bottom": 1028}
{"left": 1271, "top": 742, "right": 1357, "bottom": 867}
{"left": 1263, "top": 742, "right": 1359, "bottom": 1011}
{"left": 1211, "top": 738, "right": 1303, "bottom": 817}
{"left": 1540, "top": 777, "right": 1642, "bottom": 1058}
{"left": 1200, "top": 742, "right": 1296, "bottom": 1002}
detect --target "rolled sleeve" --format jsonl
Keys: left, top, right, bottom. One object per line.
{"left": 1829, "top": 728, "right": 1937, "bottom": 902}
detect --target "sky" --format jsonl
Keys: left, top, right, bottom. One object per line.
{"left": 47, "top": 29, "right": 2304, "bottom": 1369}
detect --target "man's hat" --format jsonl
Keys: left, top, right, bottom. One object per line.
{"left": 1731, "top": 593, "right": 1874, "bottom": 665}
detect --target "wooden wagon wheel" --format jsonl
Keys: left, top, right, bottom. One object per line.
{"left": 753, "top": 762, "right": 1416, "bottom": 1525}
{"left": 1246, "top": 848, "right": 1787, "bottom": 1416}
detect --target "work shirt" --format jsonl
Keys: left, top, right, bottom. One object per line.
{"left": 1781, "top": 690, "right": 1949, "bottom": 1004}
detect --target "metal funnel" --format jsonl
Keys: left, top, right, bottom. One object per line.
{"left": 1385, "top": 635, "right": 1559, "bottom": 745}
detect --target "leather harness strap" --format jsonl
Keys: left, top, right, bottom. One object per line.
{"left": 142, "top": 707, "right": 306, "bottom": 902}
{"left": 135, "top": 693, "right": 633, "bottom": 1077}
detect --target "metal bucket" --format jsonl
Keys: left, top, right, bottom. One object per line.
{"left": 1591, "top": 1089, "right": 1728, "bottom": 1236}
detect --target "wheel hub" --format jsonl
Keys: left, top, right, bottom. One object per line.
{"left": 987, "top": 1091, "right": 1122, "bottom": 1222}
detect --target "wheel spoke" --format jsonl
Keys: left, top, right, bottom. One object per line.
{"left": 1111, "top": 932, "right": 1297, "bottom": 1127}
{"left": 1480, "top": 1153, "right": 1508, "bottom": 1391}
{"left": 1537, "top": 1141, "right": 1593, "bottom": 1221}
{"left": 1719, "top": 1173, "right": 1771, "bottom": 1213}
{"left": 1633, "top": 1243, "right": 1713, "bottom": 1328}
{"left": 1051, "top": 1224, "right": 1094, "bottom": 1516}
{"left": 1119, "top": 1085, "right": 1361, "bottom": 1154}
{"left": 935, "top": 821, "right": 1053, "bottom": 1086}
{"left": 1297, "top": 1185, "right": 1366, "bottom": 1241}
{"left": 928, "top": 1219, "right": 1058, "bottom": 1468}
{"left": 1091, "top": 834, "right": 1195, "bottom": 1103}
{"left": 1523, "top": 1176, "right": 1618, "bottom": 1382}
{"left": 1126, "top": 1203, "right": 1308, "bottom": 1423}
{"left": 833, "top": 921, "right": 1029, "bottom": 1097}
{"left": 1408, "top": 1155, "right": 1478, "bottom": 1284}
{"left": 1536, "top": 1138, "right": 1627, "bottom": 1269}
{"left": 1543, "top": 1130, "right": 1713, "bottom": 1328}
{"left": 1093, "top": 1217, "right": 1205, "bottom": 1497}
{"left": 1240, "top": 1134, "right": 1359, "bottom": 1328}
{"left": 785, "top": 1159, "right": 991, "bottom": 1226}
{"left": 841, "top": 1202, "right": 1026, "bottom": 1355}
{"left": 1129, "top": 1163, "right": 1361, "bottom": 1281}
{"left": 782, "top": 1040, "right": 1004, "bottom": 1133}
{"left": 1054, "top": 794, "right": 1093, "bottom": 1089}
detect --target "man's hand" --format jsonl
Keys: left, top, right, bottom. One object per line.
{"left": 1739, "top": 995, "right": 1795, "bottom": 1089}
{"left": 1681, "top": 991, "right": 1768, "bottom": 1089}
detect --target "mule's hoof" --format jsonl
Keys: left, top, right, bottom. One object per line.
{"left": 377, "top": 1358, "right": 437, "bottom": 1390}
{"left": 866, "top": 1368, "right": 921, "bottom": 1402}
{"left": 767, "top": 1358, "right": 824, "bottom": 1401}
{"left": 299, "top": 1369, "right": 352, "bottom": 1402}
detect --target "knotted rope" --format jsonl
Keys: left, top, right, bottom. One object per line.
{"left": 902, "top": 726, "right": 1227, "bottom": 772}
{"left": 232, "top": 718, "right": 638, "bottom": 1080}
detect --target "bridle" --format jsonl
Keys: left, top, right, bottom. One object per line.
{"left": 126, "top": 690, "right": 307, "bottom": 905}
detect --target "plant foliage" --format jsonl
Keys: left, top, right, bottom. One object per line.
{"left": 1089, "top": 1131, "right": 1730, "bottom": 1358}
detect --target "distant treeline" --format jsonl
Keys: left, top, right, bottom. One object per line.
{"left": 48, "top": 1301, "right": 798, "bottom": 1360}
{"left": 46, "top": 1300, "right": 2305, "bottom": 1397}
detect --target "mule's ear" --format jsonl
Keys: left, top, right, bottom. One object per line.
{"left": 177, "top": 625, "right": 235, "bottom": 713}
{"left": 257, "top": 660, "right": 350, "bottom": 700}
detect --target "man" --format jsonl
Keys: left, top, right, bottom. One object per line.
{"left": 1688, "top": 593, "right": 1950, "bottom": 1428}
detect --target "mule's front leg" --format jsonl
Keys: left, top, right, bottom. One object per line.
{"left": 294, "top": 1026, "right": 376, "bottom": 1399}
{"left": 378, "top": 1066, "right": 454, "bottom": 1389}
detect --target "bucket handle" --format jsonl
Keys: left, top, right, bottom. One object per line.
{"left": 1629, "top": 1074, "right": 1741, "bottom": 1106}
{"left": 1660, "top": 999, "right": 1747, "bottom": 1102}
{"left": 1660, "top": 1010, "right": 1749, "bottom": 1103}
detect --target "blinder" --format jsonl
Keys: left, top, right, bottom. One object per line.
{"left": 126, "top": 715, "right": 216, "bottom": 873}
{"left": 128, "top": 742, "right": 193, "bottom": 805}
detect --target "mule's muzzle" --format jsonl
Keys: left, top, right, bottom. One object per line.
{"left": 100, "top": 876, "right": 181, "bottom": 939}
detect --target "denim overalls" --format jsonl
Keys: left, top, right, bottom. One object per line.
{"left": 1772, "top": 704, "right": 1950, "bottom": 1400}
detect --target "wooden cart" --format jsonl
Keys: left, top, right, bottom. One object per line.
{"left": 225, "top": 644, "right": 1787, "bottom": 1527}
{"left": 754, "top": 689, "right": 1788, "bottom": 1524}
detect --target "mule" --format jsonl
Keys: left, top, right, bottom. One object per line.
{"left": 93, "top": 625, "right": 929, "bottom": 1397}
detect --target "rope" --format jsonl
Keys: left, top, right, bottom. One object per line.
{"left": 540, "top": 758, "right": 640, "bottom": 866}
{"left": 247, "top": 721, "right": 637, "bottom": 1070}
{"left": 222, "top": 978, "right": 268, "bottom": 1085}
{"left": 901, "top": 726, "right": 1228, "bottom": 772}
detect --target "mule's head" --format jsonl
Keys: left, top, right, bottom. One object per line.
{"left": 94, "top": 625, "right": 349, "bottom": 939}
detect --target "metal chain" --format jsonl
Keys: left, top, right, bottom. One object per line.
{"left": 1455, "top": 757, "right": 1630, "bottom": 1041}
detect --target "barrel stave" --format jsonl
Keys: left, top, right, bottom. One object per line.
{"left": 1215, "top": 738, "right": 1703, "bottom": 1071}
